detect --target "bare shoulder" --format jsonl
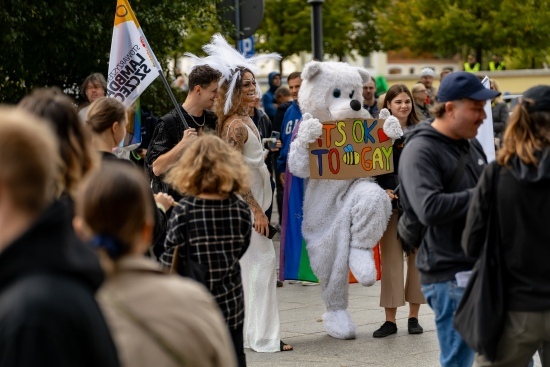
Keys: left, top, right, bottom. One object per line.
{"left": 222, "top": 115, "right": 249, "bottom": 149}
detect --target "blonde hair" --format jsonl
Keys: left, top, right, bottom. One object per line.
{"left": 18, "top": 87, "right": 97, "bottom": 198}
{"left": 490, "top": 79, "right": 504, "bottom": 104}
{"left": 497, "top": 103, "right": 550, "bottom": 166}
{"left": 166, "top": 134, "right": 250, "bottom": 196}
{"left": 0, "top": 108, "right": 61, "bottom": 213}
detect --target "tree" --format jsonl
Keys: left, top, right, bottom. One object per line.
{"left": 0, "top": 0, "right": 218, "bottom": 105}
{"left": 375, "top": 0, "right": 550, "bottom": 68}
{"left": 255, "top": 0, "right": 383, "bottom": 72}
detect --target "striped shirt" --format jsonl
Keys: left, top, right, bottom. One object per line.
{"left": 161, "top": 195, "right": 251, "bottom": 328}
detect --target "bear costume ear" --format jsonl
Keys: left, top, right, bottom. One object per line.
{"left": 356, "top": 67, "right": 371, "bottom": 84}
{"left": 302, "top": 61, "right": 322, "bottom": 81}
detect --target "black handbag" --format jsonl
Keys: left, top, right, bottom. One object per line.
{"left": 169, "top": 202, "right": 208, "bottom": 286}
{"left": 453, "top": 164, "right": 503, "bottom": 362}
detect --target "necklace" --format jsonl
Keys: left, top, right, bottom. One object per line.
{"left": 188, "top": 112, "right": 205, "bottom": 127}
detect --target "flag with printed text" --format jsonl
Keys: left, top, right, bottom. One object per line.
{"left": 107, "top": 0, "right": 159, "bottom": 108}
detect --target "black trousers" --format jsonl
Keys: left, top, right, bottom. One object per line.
{"left": 229, "top": 324, "right": 246, "bottom": 367}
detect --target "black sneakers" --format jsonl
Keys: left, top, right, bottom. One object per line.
{"left": 408, "top": 317, "right": 424, "bottom": 334}
{"left": 373, "top": 318, "right": 424, "bottom": 338}
{"left": 373, "top": 321, "right": 397, "bottom": 338}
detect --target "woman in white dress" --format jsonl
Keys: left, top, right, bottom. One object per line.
{"left": 217, "top": 68, "right": 290, "bottom": 352}
{"left": 186, "top": 34, "right": 291, "bottom": 352}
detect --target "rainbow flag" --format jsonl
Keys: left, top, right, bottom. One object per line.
{"left": 124, "top": 97, "right": 142, "bottom": 146}
{"left": 279, "top": 168, "right": 318, "bottom": 282}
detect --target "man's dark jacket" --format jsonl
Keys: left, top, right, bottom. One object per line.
{"left": 398, "top": 121, "right": 486, "bottom": 284}
{"left": 145, "top": 105, "right": 217, "bottom": 201}
{"left": 0, "top": 200, "right": 120, "bottom": 367}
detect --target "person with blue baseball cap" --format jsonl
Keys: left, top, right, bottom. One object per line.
{"left": 397, "top": 72, "right": 499, "bottom": 366}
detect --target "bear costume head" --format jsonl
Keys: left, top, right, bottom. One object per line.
{"left": 298, "top": 61, "right": 372, "bottom": 123}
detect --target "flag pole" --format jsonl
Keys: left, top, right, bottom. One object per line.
{"left": 156, "top": 69, "right": 190, "bottom": 130}
{"left": 138, "top": 31, "right": 190, "bottom": 130}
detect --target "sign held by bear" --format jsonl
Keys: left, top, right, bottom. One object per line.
{"left": 309, "top": 118, "right": 394, "bottom": 179}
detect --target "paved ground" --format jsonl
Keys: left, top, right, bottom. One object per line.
{"left": 244, "top": 223, "right": 442, "bottom": 367}
{"left": 246, "top": 205, "right": 543, "bottom": 366}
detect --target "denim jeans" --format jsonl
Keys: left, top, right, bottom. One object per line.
{"left": 422, "top": 280, "right": 475, "bottom": 367}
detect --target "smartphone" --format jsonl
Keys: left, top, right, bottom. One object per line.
{"left": 269, "top": 131, "right": 280, "bottom": 149}
{"left": 393, "top": 184, "right": 400, "bottom": 196}
{"left": 267, "top": 224, "right": 278, "bottom": 239}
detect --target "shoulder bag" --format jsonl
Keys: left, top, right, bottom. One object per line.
{"left": 453, "top": 163, "right": 503, "bottom": 362}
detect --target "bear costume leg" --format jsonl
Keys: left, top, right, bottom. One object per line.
{"left": 347, "top": 179, "right": 392, "bottom": 286}
{"left": 315, "top": 242, "right": 357, "bottom": 340}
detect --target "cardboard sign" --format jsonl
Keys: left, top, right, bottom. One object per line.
{"left": 308, "top": 118, "right": 394, "bottom": 179}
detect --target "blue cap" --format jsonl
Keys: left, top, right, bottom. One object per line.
{"left": 437, "top": 72, "right": 500, "bottom": 102}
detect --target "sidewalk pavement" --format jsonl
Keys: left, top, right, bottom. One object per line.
{"left": 245, "top": 229, "right": 441, "bottom": 367}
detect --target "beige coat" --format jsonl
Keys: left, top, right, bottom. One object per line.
{"left": 97, "top": 256, "right": 237, "bottom": 367}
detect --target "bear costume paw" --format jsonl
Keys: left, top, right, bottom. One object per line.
{"left": 382, "top": 117, "right": 403, "bottom": 140}
{"left": 296, "top": 113, "right": 323, "bottom": 146}
{"left": 323, "top": 309, "right": 357, "bottom": 340}
{"left": 349, "top": 248, "right": 377, "bottom": 287}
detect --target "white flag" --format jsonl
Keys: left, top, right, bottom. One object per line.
{"left": 476, "top": 76, "right": 496, "bottom": 163}
{"left": 107, "top": 0, "right": 159, "bottom": 108}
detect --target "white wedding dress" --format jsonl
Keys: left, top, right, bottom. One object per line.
{"left": 236, "top": 122, "right": 280, "bottom": 353}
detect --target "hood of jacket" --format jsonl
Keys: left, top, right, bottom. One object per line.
{"left": 0, "top": 199, "right": 104, "bottom": 292}
{"left": 405, "top": 119, "right": 470, "bottom": 151}
{"left": 268, "top": 71, "right": 281, "bottom": 92}
{"left": 508, "top": 147, "right": 550, "bottom": 183}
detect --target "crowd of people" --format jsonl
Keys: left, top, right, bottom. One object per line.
{"left": 0, "top": 38, "right": 549, "bottom": 367}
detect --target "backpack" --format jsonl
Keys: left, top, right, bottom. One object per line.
{"left": 397, "top": 144, "right": 472, "bottom": 254}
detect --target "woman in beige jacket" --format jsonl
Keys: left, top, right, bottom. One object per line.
{"left": 74, "top": 162, "right": 237, "bottom": 367}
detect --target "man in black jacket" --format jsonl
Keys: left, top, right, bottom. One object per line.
{"left": 145, "top": 65, "right": 221, "bottom": 201}
{"left": 398, "top": 72, "right": 499, "bottom": 367}
{"left": 0, "top": 109, "right": 119, "bottom": 367}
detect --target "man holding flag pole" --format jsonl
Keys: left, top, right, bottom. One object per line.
{"left": 107, "top": 0, "right": 222, "bottom": 201}
{"left": 107, "top": 0, "right": 192, "bottom": 156}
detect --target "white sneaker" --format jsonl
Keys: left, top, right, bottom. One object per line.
{"left": 288, "top": 280, "right": 302, "bottom": 284}
{"left": 301, "top": 281, "right": 319, "bottom": 286}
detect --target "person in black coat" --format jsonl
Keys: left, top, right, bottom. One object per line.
{"left": 463, "top": 85, "right": 550, "bottom": 367}
{"left": 0, "top": 108, "right": 120, "bottom": 367}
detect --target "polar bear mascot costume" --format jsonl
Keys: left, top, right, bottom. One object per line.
{"left": 288, "top": 61, "right": 403, "bottom": 340}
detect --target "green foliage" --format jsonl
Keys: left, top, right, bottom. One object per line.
{"left": 0, "top": 0, "right": 217, "bottom": 106}
{"left": 375, "top": 0, "right": 550, "bottom": 68}
{"left": 255, "top": 0, "right": 383, "bottom": 70}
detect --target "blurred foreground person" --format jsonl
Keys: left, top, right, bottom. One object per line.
{"left": 463, "top": 85, "right": 550, "bottom": 367}
{"left": 0, "top": 108, "right": 119, "bottom": 367}
{"left": 75, "top": 162, "right": 237, "bottom": 367}
{"left": 18, "top": 87, "right": 96, "bottom": 201}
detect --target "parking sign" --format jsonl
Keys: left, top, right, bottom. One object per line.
{"left": 238, "top": 37, "right": 255, "bottom": 57}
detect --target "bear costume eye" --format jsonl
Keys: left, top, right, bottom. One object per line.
{"left": 332, "top": 88, "right": 341, "bottom": 98}
{"left": 349, "top": 90, "right": 354, "bottom": 99}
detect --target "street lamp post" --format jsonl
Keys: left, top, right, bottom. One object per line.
{"left": 308, "top": 0, "right": 324, "bottom": 61}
